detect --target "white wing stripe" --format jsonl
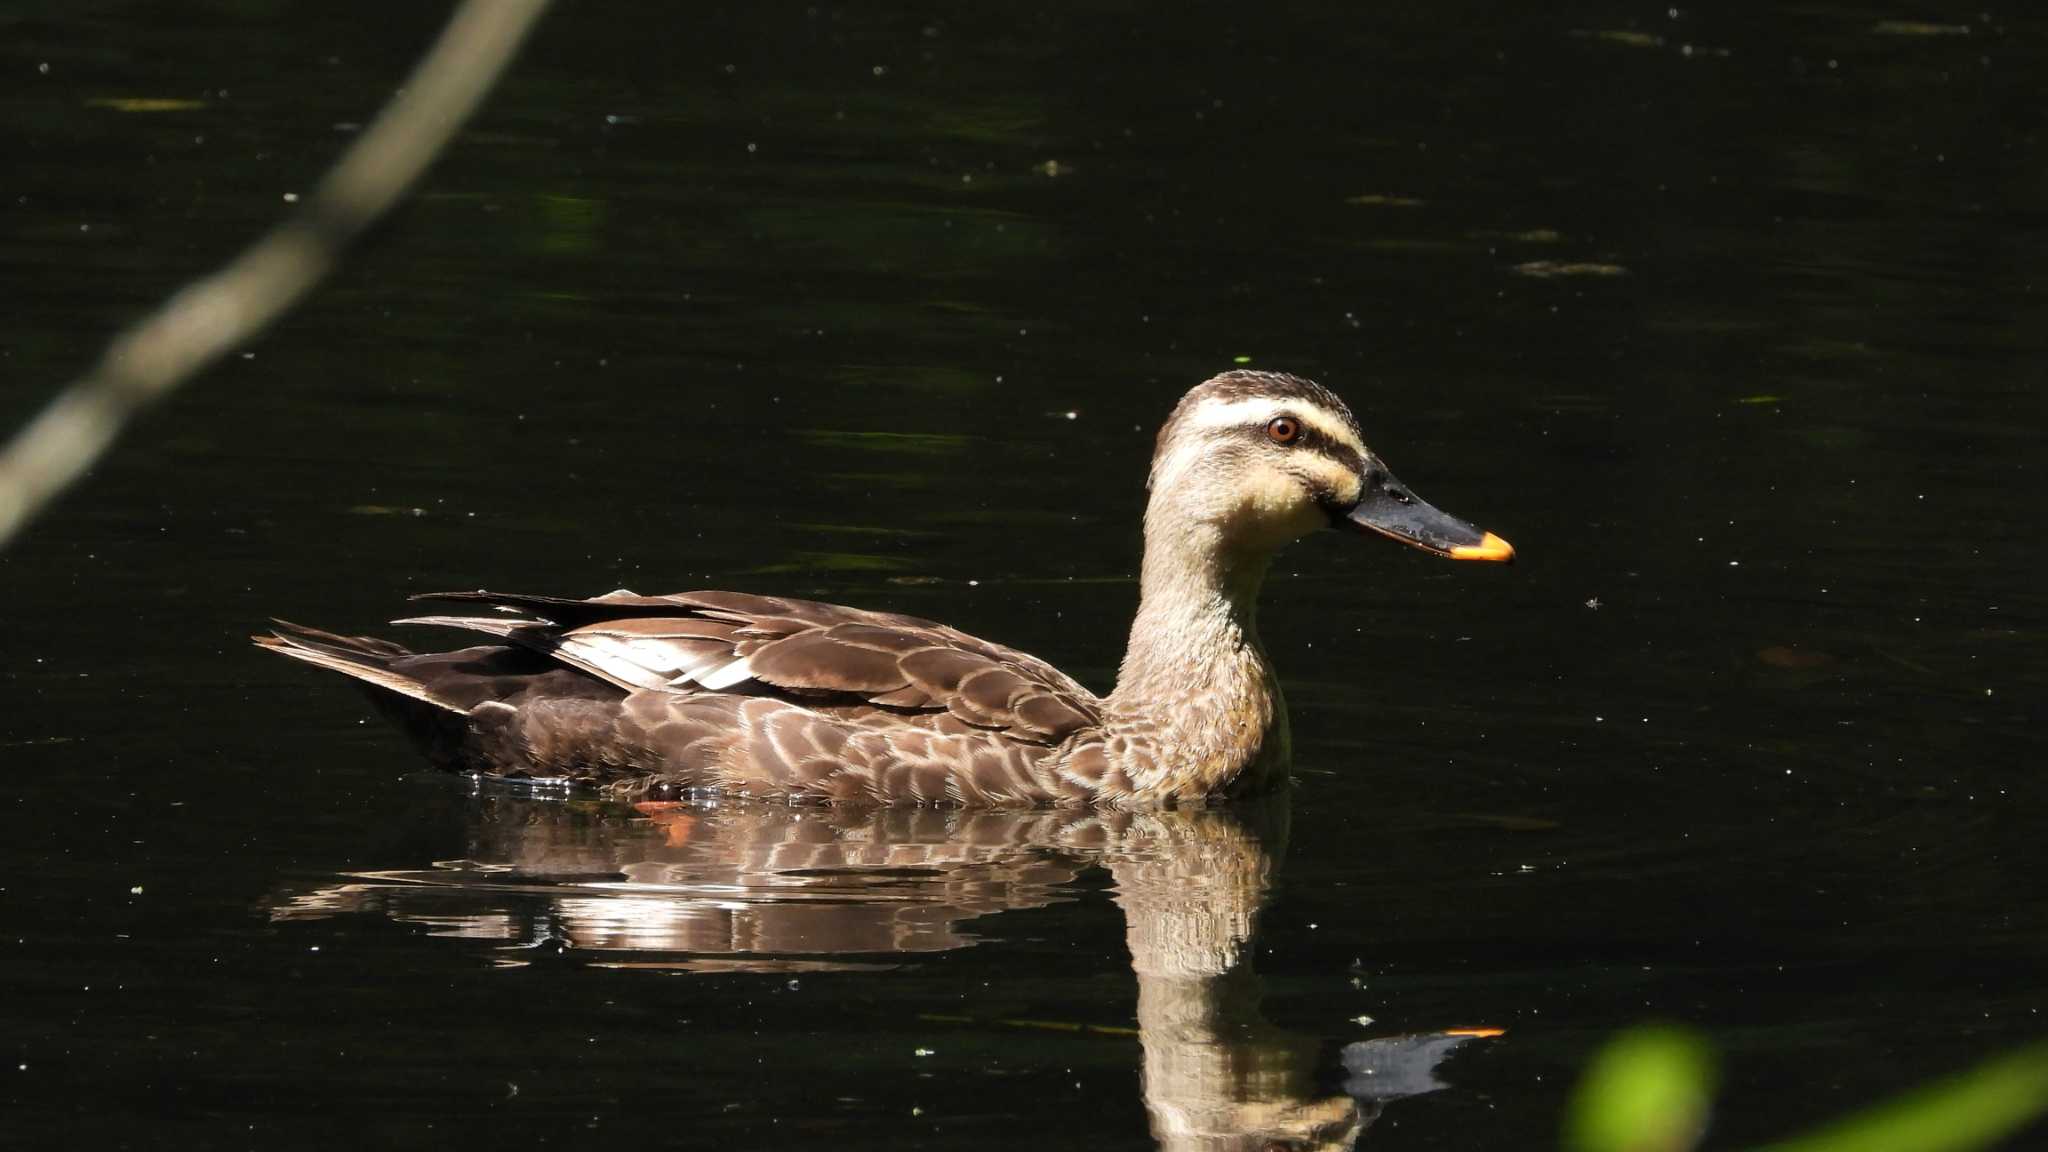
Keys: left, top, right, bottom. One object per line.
{"left": 694, "top": 657, "right": 755, "bottom": 691}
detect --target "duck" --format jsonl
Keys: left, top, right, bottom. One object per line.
{"left": 257, "top": 370, "right": 1513, "bottom": 808}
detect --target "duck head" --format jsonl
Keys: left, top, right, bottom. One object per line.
{"left": 1146, "top": 370, "right": 1515, "bottom": 564}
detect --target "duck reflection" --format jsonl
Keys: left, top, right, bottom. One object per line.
{"left": 273, "top": 793, "right": 1492, "bottom": 1149}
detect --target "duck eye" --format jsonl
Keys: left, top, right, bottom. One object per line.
{"left": 1265, "top": 416, "right": 1301, "bottom": 445}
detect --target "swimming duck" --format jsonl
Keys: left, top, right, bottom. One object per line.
{"left": 257, "top": 370, "right": 1512, "bottom": 807}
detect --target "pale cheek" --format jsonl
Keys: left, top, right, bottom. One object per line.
{"left": 1248, "top": 466, "right": 1312, "bottom": 516}
{"left": 1224, "top": 466, "right": 1323, "bottom": 545}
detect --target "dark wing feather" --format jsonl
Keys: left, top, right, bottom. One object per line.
{"left": 411, "top": 589, "right": 696, "bottom": 627}
{"left": 403, "top": 589, "right": 1102, "bottom": 744}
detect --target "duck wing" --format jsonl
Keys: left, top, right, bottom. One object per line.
{"left": 401, "top": 589, "right": 1102, "bottom": 745}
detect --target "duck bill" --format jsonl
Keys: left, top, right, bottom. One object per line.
{"left": 1340, "top": 468, "right": 1515, "bottom": 562}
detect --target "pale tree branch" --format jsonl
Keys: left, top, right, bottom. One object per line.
{"left": 0, "top": 0, "right": 552, "bottom": 549}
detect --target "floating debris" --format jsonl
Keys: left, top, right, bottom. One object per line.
{"left": 1345, "top": 194, "right": 1427, "bottom": 208}
{"left": 1873, "top": 21, "right": 1971, "bottom": 37}
{"left": 85, "top": 97, "right": 206, "bottom": 112}
{"left": 1363, "top": 237, "right": 1468, "bottom": 254}
{"left": 1757, "top": 645, "right": 1834, "bottom": 671}
{"left": 1472, "top": 227, "right": 1564, "bottom": 244}
{"left": 1780, "top": 337, "right": 1875, "bottom": 361}
{"left": 1570, "top": 29, "right": 1665, "bottom": 49}
{"left": 795, "top": 428, "right": 973, "bottom": 456}
{"left": 1512, "top": 260, "right": 1628, "bottom": 279}
{"left": 1567, "top": 30, "right": 1727, "bottom": 57}
{"left": 1455, "top": 812, "right": 1563, "bottom": 832}
{"left": 918, "top": 1011, "right": 1137, "bottom": 1037}
{"left": 744, "top": 550, "right": 909, "bottom": 575}
{"left": 1736, "top": 395, "right": 1782, "bottom": 405}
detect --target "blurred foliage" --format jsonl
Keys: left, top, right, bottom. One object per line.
{"left": 1571, "top": 1028, "right": 2048, "bottom": 1152}
{"left": 1568, "top": 1026, "right": 1717, "bottom": 1152}
{"left": 1754, "top": 1043, "right": 2048, "bottom": 1152}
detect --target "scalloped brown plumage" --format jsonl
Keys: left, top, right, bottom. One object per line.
{"left": 260, "top": 587, "right": 1119, "bottom": 806}
{"left": 257, "top": 371, "right": 1512, "bottom": 807}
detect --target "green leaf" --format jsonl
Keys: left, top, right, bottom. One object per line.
{"left": 1751, "top": 1042, "right": 2048, "bottom": 1152}
{"left": 1567, "top": 1026, "right": 1716, "bottom": 1152}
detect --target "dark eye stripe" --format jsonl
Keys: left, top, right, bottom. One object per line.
{"left": 1247, "top": 420, "right": 1365, "bottom": 506}
{"left": 1256, "top": 418, "right": 1363, "bottom": 474}
{"left": 1312, "top": 444, "right": 1365, "bottom": 494}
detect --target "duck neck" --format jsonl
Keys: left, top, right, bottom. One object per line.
{"left": 1106, "top": 505, "right": 1287, "bottom": 798}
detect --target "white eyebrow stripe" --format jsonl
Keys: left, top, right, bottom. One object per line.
{"left": 1187, "top": 396, "right": 1364, "bottom": 454}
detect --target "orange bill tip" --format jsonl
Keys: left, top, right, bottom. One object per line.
{"left": 1448, "top": 532, "right": 1515, "bottom": 563}
{"left": 1444, "top": 1027, "right": 1508, "bottom": 1038}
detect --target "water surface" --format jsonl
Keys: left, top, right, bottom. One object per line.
{"left": 3, "top": 3, "right": 2043, "bottom": 1148}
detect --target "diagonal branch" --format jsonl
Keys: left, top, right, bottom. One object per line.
{"left": 0, "top": 0, "right": 552, "bottom": 549}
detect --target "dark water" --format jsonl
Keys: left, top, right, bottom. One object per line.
{"left": 4, "top": 3, "right": 2044, "bottom": 1148}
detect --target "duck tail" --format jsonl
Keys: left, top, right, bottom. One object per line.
{"left": 254, "top": 620, "right": 468, "bottom": 715}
